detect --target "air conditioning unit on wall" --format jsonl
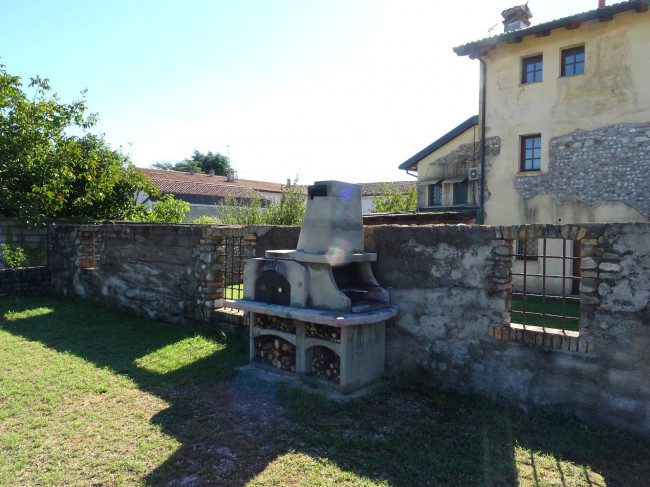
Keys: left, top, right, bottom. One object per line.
{"left": 468, "top": 167, "right": 480, "bottom": 181}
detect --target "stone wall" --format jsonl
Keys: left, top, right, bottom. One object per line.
{"left": 514, "top": 123, "right": 650, "bottom": 217}
{"left": 366, "top": 222, "right": 650, "bottom": 437}
{"left": 0, "top": 219, "right": 48, "bottom": 269}
{"left": 0, "top": 267, "right": 51, "bottom": 297}
{"left": 25, "top": 221, "right": 650, "bottom": 436}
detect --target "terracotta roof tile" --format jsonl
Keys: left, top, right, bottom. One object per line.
{"left": 137, "top": 167, "right": 285, "bottom": 198}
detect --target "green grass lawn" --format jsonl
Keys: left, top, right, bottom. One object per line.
{"left": 511, "top": 294, "right": 580, "bottom": 331}
{"left": 2, "top": 295, "right": 649, "bottom": 486}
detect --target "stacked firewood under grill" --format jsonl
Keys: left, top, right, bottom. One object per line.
{"left": 310, "top": 346, "right": 340, "bottom": 383}
{"left": 255, "top": 315, "right": 296, "bottom": 334}
{"left": 255, "top": 336, "right": 296, "bottom": 372}
{"left": 306, "top": 323, "right": 341, "bottom": 342}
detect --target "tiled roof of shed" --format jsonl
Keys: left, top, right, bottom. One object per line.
{"left": 137, "top": 168, "right": 285, "bottom": 197}
{"left": 454, "top": 0, "right": 648, "bottom": 57}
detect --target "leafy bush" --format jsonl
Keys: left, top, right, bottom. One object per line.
{"left": 216, "top": 180, "right": 305, "bottom": 226}
{"left": 187, "top": 215, "right": 220, "bottom": 224}
{"left": 149, "top": 195, "right": 190, "bottom": 223}
{"left": 264, "top": 182, "right": 306, "bottom": 225}
{"left": 128, "top": 194, "right": 190, "bottom": 223}
{"left": 0, "top": 244, "right": 26, "bottom": 269}
{"left": 371, "top": 183, "right": 417, "bottom": 213}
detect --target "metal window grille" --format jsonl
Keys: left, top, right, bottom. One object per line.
{"left": 216, "top": 235, "right": 247, "bottom": 325}
{"left": 224, "top": 235, "right": 244, "bottom": 301}
{"left": 511, "top": 238, "right": 581, "bottom": 333}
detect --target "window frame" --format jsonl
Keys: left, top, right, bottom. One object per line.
{"left": 520, "top": 134, "right": 542, "bottom": 172}
{"left": 521, "top": 54, "right": 543, "bottom": 84}
{"left": 561, "top": 46, "right": 585, "bottom": 77}
{"left": 453, "top": 179, "right": 469, "bottom": 205}
{"left": 428, "top": 182, "right": 442, "bottom": 206}
{"left": 516, "top": 238, "right": 539, "bottom": 261}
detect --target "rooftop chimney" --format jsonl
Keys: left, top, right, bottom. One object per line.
{"left": 226, "top": 170, "right": 235, "bottom": 182}
{"left": 598, "top": 0, "right": 606, "bottom": 8}
{"left": 209, "top": 169, "right": 215, "bottom": 177}
{"left": 189, "top": 166, "right": 195, "bottom": 175}
{"left": 501, "top": 4, "right": 533, "bottom": 32}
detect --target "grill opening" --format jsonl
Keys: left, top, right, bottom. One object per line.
{"left": 255, "top": 270, "right": 290, "bottom": 305}
{"left": 332, "top": 264, "right": 383, "bottom": 301}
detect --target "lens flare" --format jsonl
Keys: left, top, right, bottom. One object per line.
{"left": 325, "top": 244, "right": 345, "bottom": 266}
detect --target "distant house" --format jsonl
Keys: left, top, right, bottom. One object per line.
{"left": 398, "top": 115, "right": 481, "bottom": 221}
{"left": 137, "top": 168, "right": 284, "bottom": 220}
{"left": 359, "top": 181, "right": 417, "bottom": 213}
{"left": 400, "top": 1, "right": 649, "bottom": 295}
{"left": 139, "top": 168, "right": 417, "bottom": 219}
{"left": 401, "top": 0, "right": 649, "bottom": 226}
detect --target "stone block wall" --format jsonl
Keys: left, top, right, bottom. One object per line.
{"left": 365, "top": 222, "right": 650, "bottom": 437}
{"left": 514, "top": 123, "right": 650, "bottom": 217}
{"left": 0, "top": 267, "right": 51, "bottom": 297}
{"left": 13, "top": 220, "right": 649, "bottom": 436}
{"left": 48, "top": 223, "right": 298, "bottom": 332}
{"left": 0, "top": 219, "right": 48, "bottom": 269}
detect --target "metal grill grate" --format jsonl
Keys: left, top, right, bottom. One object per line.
{"left": 511, "top": 238, "right": 581, "bottom": 332}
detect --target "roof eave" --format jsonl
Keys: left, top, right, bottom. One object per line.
{"left": 454, "top": 0, "right": 649, "bottom": 57}
{"left": 398, "top": 115, "right": 479, "bottom": 171}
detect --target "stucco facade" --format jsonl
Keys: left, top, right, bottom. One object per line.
{"left": 476, "top": 6, "right": 650, "bottom": 225}
{"left": 402, "top": 2, "right": 649, "bottom": 226}
{"left": 464, "top": 3, "right": 650, "bottom": 225}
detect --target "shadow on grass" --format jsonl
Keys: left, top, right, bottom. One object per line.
{"left": 2, "top": 296, "right": 649, "bottom": 486}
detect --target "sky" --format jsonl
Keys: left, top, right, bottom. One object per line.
{"left": 1, "top": 0, "right": 599, "bottom": 185}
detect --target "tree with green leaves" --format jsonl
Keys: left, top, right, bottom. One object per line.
{"left": 1, "top": 244, "right": 27, "bottom": 300}
{"left": 0, "top": 65, "right": 157, "bottom": 226}
{"left": 264, "top": 180, "right": 306, "bottom": 225}
{"left": 151, "top": 159, "right": 203, "bottom": 174}
{"left": 370, "top": 183, "right": 417, "bottom": 213}
{"left": 152, "top": 150, "right": 232, "bottom": 175}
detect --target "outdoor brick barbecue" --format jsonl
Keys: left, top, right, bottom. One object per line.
{"left": 226, "top": 180, "right": 398, "bottom": 394}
